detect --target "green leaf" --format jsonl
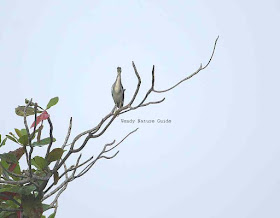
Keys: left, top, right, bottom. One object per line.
{"left": 11, "top": 163, "right": 21, "bottom": 181}
{"left": 15, "top": 106, "right": 37, "bottom": 117}
{"left": 32, "top": 137, "right": 56, "bottom": 147}
{"left": 31, "top": 156, "right": 48, "bottom": 170}
{"left": 0, "top": 185, "right": 37, "bottom": 195}
{"left": 46, "top": 97, "right": 59, "bottom": 109}
{"left": 1, "top": 160, "right": 9, "bottom": 178}
{"left": 0, "top": 185, "right": 36, "bottom": 195}
{"left": 18, "top": 135, "right": 29, "bottom": 146}
{"left": 31, "top": 159, "right": 40, "bottom": 169}
{"left": 0, "top": 153, "right": 17, "bottom": 164}
{"left": 49, "top": 213, "right": 56, "bottom": 218}
{"left": 1, "top": 160, "right": 9, "bottom": 169}
{"left": 0, "top": 211, "right": 14, "bottom": 217}
{"left": 41, "top": 216, "right": 46, "bottom": 218}
{"left": 21, "top": 185, "right": 37, "bottom": 195}
{"left": 21, "top": 129, "right": 27, "bottom": 136}
{"left": 0, "top": 138, "right": 7, "bottom": 147}
{"left": 46, "top": 148, "right": 65, "bottom": 163}
{"left": 42, "top": 204, "right": 51, "bottom": 212}
{"left": 12, "top": 163, "right": 21, "bottom": 174}
{"left": 0, "top": 186, "right": 20, "bottom": 193}
{"left": 15, "top": 128, "right": 22, "bottom": 138}
{"left": 6, "top": 135, "right": 18, "bottom": 143}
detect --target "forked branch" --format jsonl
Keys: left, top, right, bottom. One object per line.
{"left": 0, "top": 37, "right": 219, "bottom": 215}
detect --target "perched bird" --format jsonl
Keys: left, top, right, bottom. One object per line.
{"left": 112, "top": 67, "right": 124, "bottom": 109}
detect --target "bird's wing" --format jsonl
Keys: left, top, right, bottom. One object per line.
{"left": 111, "top": 82, "right": 115, "bottom": 98}
{"left": 121, "top": 84, "right": 124, "bottom": 107}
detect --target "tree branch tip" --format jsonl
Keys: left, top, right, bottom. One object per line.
{"left": 105, "top": 140, "right": 116, "bottom": 147}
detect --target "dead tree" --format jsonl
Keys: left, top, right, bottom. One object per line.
{"left": 0, "top": 37, "right": 219, "bottom": 218}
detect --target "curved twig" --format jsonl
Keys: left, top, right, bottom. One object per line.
{"left": 153, "top": 36, "right": 219, "bottom": 93}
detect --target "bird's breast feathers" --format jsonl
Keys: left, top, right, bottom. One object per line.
{"left": 113, "top": 81, "right": 122, "bottom": 93}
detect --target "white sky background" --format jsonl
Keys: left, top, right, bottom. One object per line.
{"left": 0, "top": 0, "right": 280, "bottom": 217}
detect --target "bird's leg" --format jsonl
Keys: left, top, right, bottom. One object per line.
{"left": 111, "top": 105, "right": 122, "bottom": 117}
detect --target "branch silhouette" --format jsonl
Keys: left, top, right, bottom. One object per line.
{"left": 0, "top": 36, "right": 219, "bottom": 217}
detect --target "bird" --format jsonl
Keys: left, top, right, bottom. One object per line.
{"left": 111, "top": 67, "right": 124, "bottom": 109}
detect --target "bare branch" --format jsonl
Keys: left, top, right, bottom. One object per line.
{"left": 105, "top": 128, "right": 138, "bottom": 153}
{"left": 153, "top": 36, "right": 219, "bottom": 93}
{"left": 54, "top": 109, "right": 115, "bottom": 172}
{"left": 0, "top": 178, "right": 29, "bottom": 185}
{"left": 42, "top": 177, "right": 69, "bottom": 201}
{"left": 23, "top": 98, "right": 32, "bottom": 177}
{"left": 128, "top": 61, "right": 142, "bottom": 106}
{"left": 58, "top": 155, "right": 94, "bottom": 179}
{"left": 53, "top": 201, "right": 58, "bottom": 215}
{"left": 52, "top": 117, "right": 73, "bottom": 172}
{"left": 23, "top": 99, "right": 32, "bottom": 144}
{"left": 75, "top": 128, "right": 138, "bottom": 179}
{"left": 62, "top": 117, "right": 73, "bottom": 149}
{"left": 28, "top": 102, "right": 38, "bottom": 177}
{"left": 45, "top": 117, "right": 54, "bottom": 159}
{"left": 100, "top": 151, "right": 119, "bottom": 159}
{"left": 44, "top": 128, "right": 138, "bottom": 200}
{"left": 120, "top": 98, "right": 165, "bottom": 115}
{"left": 36, "top": 123, "right": 43, "bottom": 142}
{"left": 43, "top": 155, "right": 82, "bottom": 201}
{"left": 44, "top": 37, "right": 218, "bottom": 205}
{"left": 133, "top": 65, "right": 155, "bottom": 107}
{"left": 49, "top": 163, "right": 69, "bottom": 207}
{"left": 72, "top": 154, "right": 82, "bottom": 176}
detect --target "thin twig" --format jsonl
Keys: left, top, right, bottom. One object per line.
{"left": 0, "top": 178, "right": 29, "bottom": 185}
{"left": 128, "top": 61, "right": 142, "bottom": 106}
{"left": 45, "top": 117, "right": 54, "bottom": 159}
{"left": 49, "top": 163, "right": 69, "bottom": 207}
{"left": 75, "top": 129, "right": 138, "bottom": 179}
{"left": 153, "top": 36, "right": 219, "bottom": 93}
{"left": 44, "top": 37, "right": 218, "bottom": 201}
{"left": 28, "top": 102, "right": 38, "bottom": 177}
{"left": 62, "top": 117, "right": 72, "bottom": 149}
{"left": 58, "top": 155, "right": 94, "bottom": 179}
{"left": 43, "top": 155, "right": 82, "bottom": 200}
{"left": 23, "top": 98, "right": 32, "bottom": 178}
{"left": 105, "top": 128, "right": 138, "bottom": 153}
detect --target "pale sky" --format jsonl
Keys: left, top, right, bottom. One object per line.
{"left": 0, "top": 1, "right": 280, "bottom": 218}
